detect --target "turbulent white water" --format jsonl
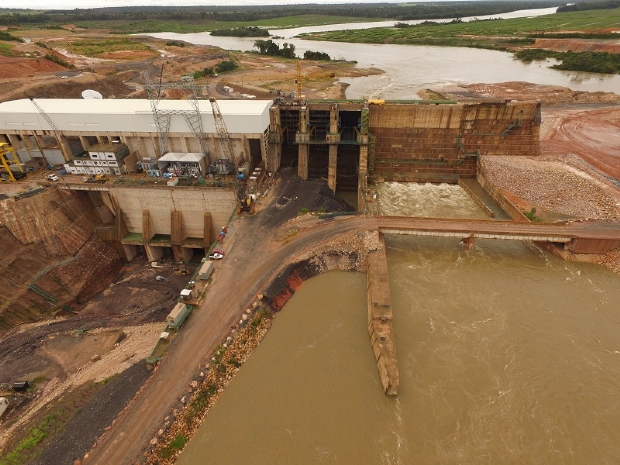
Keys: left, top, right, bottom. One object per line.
{"left": 376, "top": 182, "right": 490, "bottom": 219}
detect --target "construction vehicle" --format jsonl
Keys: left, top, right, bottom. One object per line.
{"left": 0, "top": 142, "right": 27, "bottom": 182}
{"left": 83, "top": 174, "right": 108, "bottom": 184}
{"left": 236, "top": 181, "right": 254, "bottom": 214}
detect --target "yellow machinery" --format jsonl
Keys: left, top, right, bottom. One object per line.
{"left": 0, "top": 142, "right": 26, "bottom": 182}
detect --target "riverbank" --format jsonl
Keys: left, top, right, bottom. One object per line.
{"left": 139, "top": 225, "right": 377, "bottom": 462}
{"left": 146, "top": 306, "right": 272, "bottom": 464}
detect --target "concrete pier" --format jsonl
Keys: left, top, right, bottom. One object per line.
{"left": 367, "top": 233, "right": 399, "bottom": 396}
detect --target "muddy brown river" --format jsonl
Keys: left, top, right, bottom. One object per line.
{"left": 179, "top": 185, "right": 620, "bottom": 464}
{"left": 146, "top": 7, "right": 620, "bottom": 97}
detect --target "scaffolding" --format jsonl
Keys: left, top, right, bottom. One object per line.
{"left": 143, "top": 73, "right": 208, "bottom": 159}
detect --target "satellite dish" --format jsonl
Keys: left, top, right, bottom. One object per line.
{"left": 81, "top": 89, "right": 103, "bottom": 99}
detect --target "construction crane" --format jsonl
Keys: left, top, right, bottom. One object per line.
{"left": 209, "top": 96, "right": 236, "bottom": 164}
{"left": 0, "top": 142, "right": 26, "bottom": 182}
{"left": 29, "top": 97, "right": 68, "bottom": 163}
{"left": 143, "top": 71, "right": 208, "bottom": 159}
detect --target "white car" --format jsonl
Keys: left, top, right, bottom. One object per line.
{"left": 208, "top": 250, "right": 225, "bottom": 260}
{"left": 47, "top": 174, "right": 59, "bottom": 181}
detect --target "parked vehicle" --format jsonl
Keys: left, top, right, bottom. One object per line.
{"left": 209, "top": 250, "right": 225, "bottom": 260}
{"left": 0, "top": 170, "right": 26, "bottom": 181}
{"left": 83, "top": 174, "right": 108, "bottom": 184}
{"left": 46, "top": 174, "right": 59, "bottom": 181}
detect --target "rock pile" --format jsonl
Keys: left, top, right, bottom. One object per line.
{"left": 483, "top": 155, "right": 620, "bottom": 221}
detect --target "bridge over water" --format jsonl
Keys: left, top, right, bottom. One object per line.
{"left": 367, "top": 216, "right": 620, "bottom": 396}
{"left": 377, "top": 216, "right": 620, "bottom": 253}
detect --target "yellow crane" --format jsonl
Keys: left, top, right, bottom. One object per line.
{"left": 0, "top": 142, "right": 26, "bottom": 182}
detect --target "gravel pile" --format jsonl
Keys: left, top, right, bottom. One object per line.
{"left": 482, "top": 156, "right": 620, "bottom": 221}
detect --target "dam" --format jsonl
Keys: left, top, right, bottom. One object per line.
{"left": 2, "top": 95, "right": 619, "bottom": 464}
{"left": 0, "top": 96, "right": 615, "bottom": 369}
{"left": 0, "top": 97, "right": 543, "bottom": 265}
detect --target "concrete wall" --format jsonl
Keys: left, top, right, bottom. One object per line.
{"left": 366, "top": 234, "right": 399, "bottom": 396}
{"left": 368, "top": 101, "right": 540, "bottom": 182}
{"left": 110, "top": 186, "right": 236, "bottom": 237}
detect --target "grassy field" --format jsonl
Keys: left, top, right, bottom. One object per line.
{"left": 73, "top": 14, "right": 374, "bottom": 34}
{"left": 0, "top": 42, "right": 13, "bottom": 57}
{"left": 60, "top": 38, "right": 151, "bottom": 57}
{"left": 301, "top": 8, "right": 620, "bottom": 48}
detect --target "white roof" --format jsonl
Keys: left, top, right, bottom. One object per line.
{"left": 158, "top": 152, "right": 205, "bottom": 162}
{"left": 0, "top": 98, "right": 271, "bottom": 116}
{"left": 0, "top": 98, "right": 273, "bottom": 135}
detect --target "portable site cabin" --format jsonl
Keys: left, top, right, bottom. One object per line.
{"left": 198, "top": 260, "right": 214, "bottom": 280}
{"left": 166, "top": 303, "right": 190, "bottom": 330}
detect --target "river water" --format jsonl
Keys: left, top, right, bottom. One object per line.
{"left": 171, "top": 11, "right": 620, "bottom": 463}
{"left": 179, "top": 183, "right": 620, "bottom": 464}
{"left": 376, "top": 182, "right": 490, "bottom": 219}
{"left": 180, "top": 253, "right": 620, "bottom": 464}
{"left": 145, "top": 7, "right": 620, "bottom": 97}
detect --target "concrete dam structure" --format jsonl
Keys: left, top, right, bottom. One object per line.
{"left": 0, "top": 98, "right": 543, "bottom": 262}
{"left": 267, "top": 100, "right": 541, "bottom": 194}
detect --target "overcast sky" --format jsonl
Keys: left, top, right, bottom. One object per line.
{"left": 7, "top": 0, "right": 414, "bottom": 10}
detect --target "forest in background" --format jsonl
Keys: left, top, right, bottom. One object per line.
{"left": 0, "top": 2, "right": 566, "bottom": 28}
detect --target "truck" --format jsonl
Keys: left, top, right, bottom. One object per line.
{"left": 166, "top": 303, "right": 191, "bottom": 330}
{"left": 83, "top": 174, "right": 108, "bottom": 184}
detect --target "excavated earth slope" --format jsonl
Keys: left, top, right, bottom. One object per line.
{"left": 0, "top": 187, "right": 122, "bottom": 335}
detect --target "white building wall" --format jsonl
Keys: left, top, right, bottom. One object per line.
{"left": 0, "top": 99, "right": 273, "bottom": 136}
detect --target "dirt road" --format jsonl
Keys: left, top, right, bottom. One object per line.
{"left": 541, "top": 105, "right": 620, "bottom": 182}
{"left": 86, "top": 178, "right": 366, "bottom": 464}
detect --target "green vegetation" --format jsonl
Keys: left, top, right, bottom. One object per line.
{"left": 183, "top": 382, "right": 217, "bottom": 426}
{"left": 44, "top": 54, "right": 74, "bottom": 68}
{"left": 159, "top": 434, "right": 189, "bottom": 459}
{"left": 0, "top": 415, "right": 56, "bottom": 465}
{"left": 27, "top": 376, "right": 50, "bottom": 392}
{"left": 193, "top": 67, "right": 214, "bottom": 79}
{"left": 165, "top": 40, "right": 185, "bottom": 47}
{"left": 298, "top": 207, "right": 310, "bottom": 216}
{"left": 68, "top": 38, "right": 150, "bottom": 57}
{"left": 514, "top": 49, "right": 620, "bottom": 74}
{"left": 523, "top": 208, "right": 543, "bottom": 222}
{"left": 215, "top": 59, "right": 237, "bottom": 73}
{"left": 211, "top": 26, "right": 270, "bottom": 37}
{"left": 192, "top": 59, "right": 237, "bottom": 79}
{"left": 528, "top": 32, "right": 620, "bottom": 39}
{"left": 0, "top": 31, "right": 23, "bottom": 42}
{"left": 304, "top": 50, "right": 331, "bottom": 61}
{"left": 254, "top": 39, "right": 296, "bottom": 58}
{"left": 0, "top": 2, "right": 561, "bottom": 33}
{"left": 34, "top": 41, "right": 49, "bottom": 49}
{"left": 302, "top": 8, "right": 620, "bottom": 50}
{"left": 0, "top": 382, "right": 109, "bottom": 465}
{"left": 558, "top": 0, "right": 620, "bottom": 12}
{"left": 0, "top": 42, "right": 13, "bottom": 57}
